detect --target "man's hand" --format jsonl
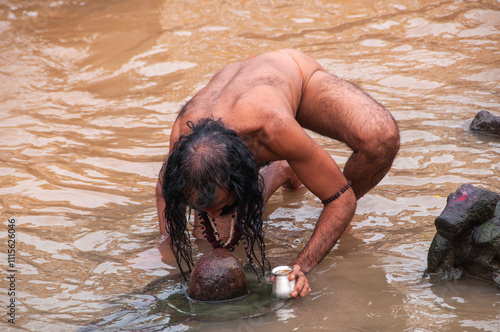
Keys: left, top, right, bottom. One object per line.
{"left": 290, "top": 264, "right": 311, "bottom": 298}
{"left": 270, "top": 264, "right": 311, "bottom": 298}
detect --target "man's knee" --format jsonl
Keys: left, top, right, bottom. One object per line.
{"left": 382, "top": 121, "right": 400, "bottom": 157}
{"left": 365, "top": 120, "right": 400, "bottom": 167}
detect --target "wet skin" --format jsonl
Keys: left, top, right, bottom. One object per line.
{"left": 157, "top": 49, "right": 400, "bottom": 298}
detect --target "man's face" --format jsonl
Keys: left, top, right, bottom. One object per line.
{"left": 187, "top": 187, "right": 237, "bottom": 219}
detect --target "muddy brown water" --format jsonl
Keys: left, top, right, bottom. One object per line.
{"left": 1, "top": 0, "right": 499, "bottom": 331}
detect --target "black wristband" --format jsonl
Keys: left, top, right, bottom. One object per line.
{"left": 321, "top": 181, "right": 352, "bottom": 205}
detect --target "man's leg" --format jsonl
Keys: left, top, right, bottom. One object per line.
{"left": 260, "top": 161, "right": 303, "bottom": 204}
{"left": 297, "top": 71, "right": 400, "bottom": 199}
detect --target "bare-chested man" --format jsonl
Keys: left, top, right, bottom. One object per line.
{"left": 157, "top": 49, "right": 400, "bottom": 298}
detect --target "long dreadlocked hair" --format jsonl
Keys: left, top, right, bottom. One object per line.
{"left": 161, "top": 117, "right": 270, "bottom": 279}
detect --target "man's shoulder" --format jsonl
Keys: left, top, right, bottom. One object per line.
{"left": 254, "top": 113, "right": 302, "bottom": 150}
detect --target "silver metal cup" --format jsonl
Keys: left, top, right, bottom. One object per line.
{"left": 271, "top": 265, "right": 296, "bottom": 299}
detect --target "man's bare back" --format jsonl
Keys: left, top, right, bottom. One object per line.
{"left": 171, "top": 50, "right": 313, "bottom": 162}
{"left": 158, "top": 49, "right": 400, "bottom": 298}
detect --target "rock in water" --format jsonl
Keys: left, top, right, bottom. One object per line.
{"left": 188, "top": 248, "right": 247, "bottom": 301}
{"left": 470, "top": 110, "right": 500, "bottom": 136}
{"left": 426, "top": 184, "right": 500, "bottom": 286}
{"left": 434, "top": 184, "right": 498, "bottom": 241}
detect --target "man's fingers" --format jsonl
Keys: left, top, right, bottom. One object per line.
{"left": 290, "top": 264, "right": 301, "bottom": 281}
{"left": 298, "top": 275, "right": 311, "bottom": 297}
{"left": 299, "top": 282, "right": 312, "bottom": 297}
{"left": 291, "top": 270, "right": 311, "bottom": 298}
{"left": 291, "top": 275, "right": 304, "bottom": 298}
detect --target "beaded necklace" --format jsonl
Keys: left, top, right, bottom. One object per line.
{"left": 199, "top": 211, "right": 243, "bottom": 251}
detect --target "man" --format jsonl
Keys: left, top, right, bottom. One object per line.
{"left": 157, "top": 49, "right": 400, "bottom": 298}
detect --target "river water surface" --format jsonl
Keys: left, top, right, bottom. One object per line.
{"left": 1, "top": 0, "right": 499, "bottom": 331}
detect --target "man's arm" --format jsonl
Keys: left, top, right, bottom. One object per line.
{"left": 262, "top": 116, "right": 357, "bottom": 276}
{"left": 156, "top": 152, "right": 172, "bottom": 236}
{"left": 286, "top": 134, "right": 356, "bottom": 295}
{"left": 292, "top": 188, "right": 356, "bottom": 273}
{"left": 260, "top": 161, "right": 303, "bottom": 204}
{"left": 156, "top": 175, "right": 168, "bottom": 236}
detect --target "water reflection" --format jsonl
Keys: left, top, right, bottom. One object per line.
{"left": 0, "top": 0, "right": 499, "bottom": 330}
{"left": 82, "top": 268, "right": 282, "bottom": 331}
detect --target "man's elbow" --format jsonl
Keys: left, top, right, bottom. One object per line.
{"left": 347, "top": 189, "right": 357, "bottom": 212}
{"left": 342, "top": 188, "right": 357, "bottom": 223}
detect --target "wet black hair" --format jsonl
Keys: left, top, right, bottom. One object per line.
{"left": 161, "top": 117, "right": 270, "bottom": 279}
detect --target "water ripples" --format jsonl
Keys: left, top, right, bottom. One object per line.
{"left": 0, "top": 0, "right": 499, "bottom": 330}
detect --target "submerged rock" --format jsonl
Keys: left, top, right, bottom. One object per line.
{"left": 426, "top": 184, "right": 500, "bottom": 286}
{"left": 470, "top": 110, "right": 500, "bottom": 136}
{"left": 188, "top": 248, "right": 247, "bottom": 301}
